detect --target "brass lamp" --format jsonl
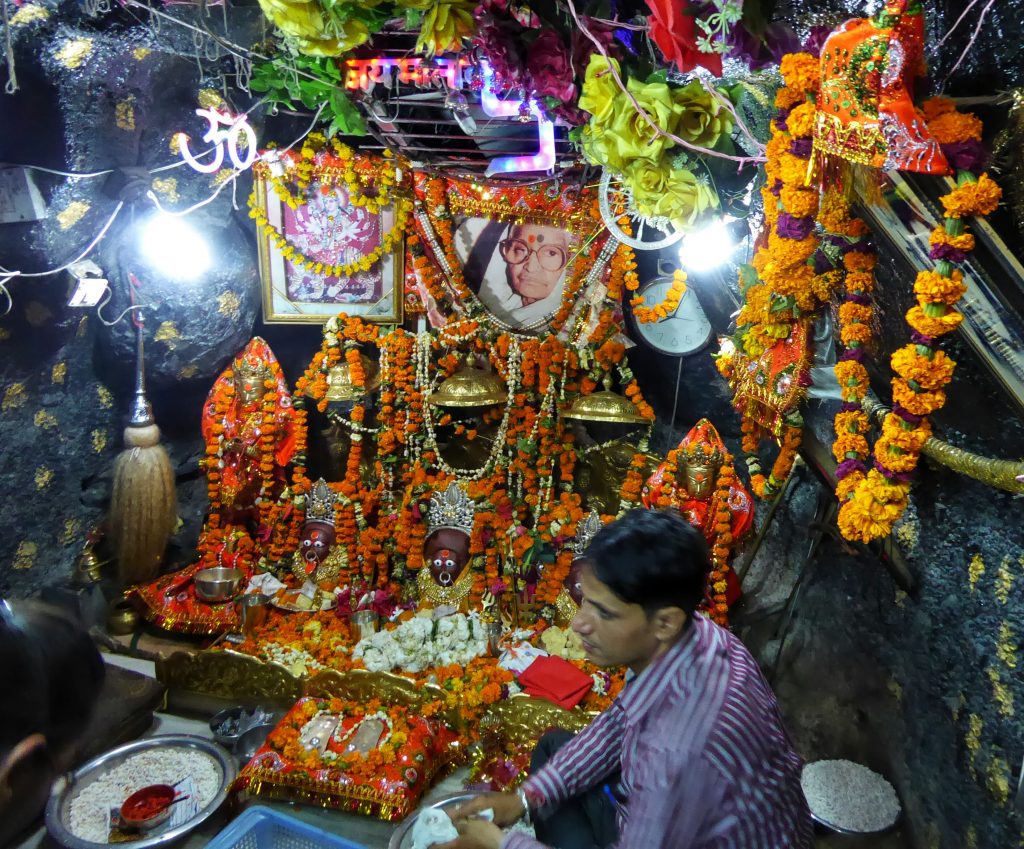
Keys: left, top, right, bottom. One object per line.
{"left": 562, "top": 375, "right": 652, "bottom": 425}
{"left": 427, "top": 355, "right": 507, "bottom": 408}
{"left": 326, "top": 354, "right": 381, "bottom": 402}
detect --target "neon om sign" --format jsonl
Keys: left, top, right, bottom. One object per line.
{"left": 177, "top": 108, "right": 257, "bottom": 174}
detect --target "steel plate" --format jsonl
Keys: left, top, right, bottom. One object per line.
{"left": 45, "top": 734, "right": 236, "bottom": 849}
{"left": 388, "top": 792, "right": 482, "bottom": 849}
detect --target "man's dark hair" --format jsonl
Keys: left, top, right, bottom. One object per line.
{"left": 0, "top": 601, "right": 105, "bottom": 756}
{"left": 583, "top": 508, "right": 711, "bottom": 617}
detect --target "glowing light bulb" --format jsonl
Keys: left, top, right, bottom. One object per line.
{"left": 679, "top": 218, "right": 737, "bottom": 272}
{"left": 140, "top": 214, "right": 210, "bottom": 281}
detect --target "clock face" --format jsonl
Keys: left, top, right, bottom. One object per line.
{"left": 632, "top": 278, "right": 714, "bottom": 356}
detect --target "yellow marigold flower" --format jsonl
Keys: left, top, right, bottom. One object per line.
{"left": 881, "top": 416, "right": 933, "bottom": 450}
{"left": 836, "top": 474, "right": 863, "bottom": 502}
{"left": 835, "top": 410, "right": 870, "bottom": 434}
{"left": 832, "top": 433, "right": 870, "bottom": 463}
{"left": 875, "top": 437, "right": 919, "bottom": 473}
{"left": 778, "top": 153, "right": 811, "bottom": 186}
{"left": 845, "top": 271, "right": 876, "bottom": 293}
{"left": 835, "top": 360, "right": 868, "bottom": 390}
{"left": 840, "top": 322, "right": 873, "bottom": 345}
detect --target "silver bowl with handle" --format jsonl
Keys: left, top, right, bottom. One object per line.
{"left": 193, "top": 567, "right": 244, "bottom": 603}
{"left": 388, "top": 792, "right": 482, "bottom": 849}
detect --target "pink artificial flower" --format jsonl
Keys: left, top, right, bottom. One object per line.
{"left": 490, "top": 579, "right": 509, "bottom": 596}
{"left": 526, "top": 29, "right": 576, "bottom": 104}
{"left": 473, "top": 20, "right": 525, "bottom": 88}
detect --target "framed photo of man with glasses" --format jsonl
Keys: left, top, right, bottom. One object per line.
{"left": 454, "top": 217, "right": 577, "bottom": 331}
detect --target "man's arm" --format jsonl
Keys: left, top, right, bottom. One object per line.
{"left": 520, "top": 702, "right": 627, "bottom": 812}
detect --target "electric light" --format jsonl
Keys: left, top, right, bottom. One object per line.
{"left": 679, "top": 218, "right": 737, "bottom": 272}
{"left": 140, "top": 213, "right": 210, "bottom": 281}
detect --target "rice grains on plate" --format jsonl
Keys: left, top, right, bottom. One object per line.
{"left": 801, "top": 759, "right": 901, "bottom": 834}
{"left": 68, "top": 748, "right": 221, "bottom": 843}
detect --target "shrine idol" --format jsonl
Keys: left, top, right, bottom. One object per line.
{"left": 291, "top": 478, "right": 349, "bottom": 587}
{"left": 416, "top": 481, "right": 477, "bottom": 612}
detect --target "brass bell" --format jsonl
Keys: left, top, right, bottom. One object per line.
{"left": 427, "top": 355, "right": 507, "bottom": 408}
{"left": 326, "top": 354, "right": 381, "bottom": 402}
{"left": 71, "top": 545, "right": 106, "bottom": 586}
{"left": 563, "top": 374, "right": 652, "bottom": 425}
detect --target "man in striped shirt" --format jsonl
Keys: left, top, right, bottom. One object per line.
{"left": 446, "top": 508, "right": 812, "bottom": 849}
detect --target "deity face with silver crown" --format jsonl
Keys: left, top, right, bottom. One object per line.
{"left": 299, "top": 522, "right": 337, "bottom": 575}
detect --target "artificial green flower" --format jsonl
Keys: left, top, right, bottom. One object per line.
{"left": 673, "top": 80, "right": 735, "bottom": 149}
{"left": 624, "top": 159, "right": 719, "bottom": 225}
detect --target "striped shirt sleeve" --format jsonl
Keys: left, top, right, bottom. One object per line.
{"left": 520, "top": 701, "right": 627, "bottom": 811}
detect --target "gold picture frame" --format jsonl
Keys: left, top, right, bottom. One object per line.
{"left": 256, "top": 176, "right": 404, "bottom": 324}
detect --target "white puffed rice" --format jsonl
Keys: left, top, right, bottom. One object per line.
{"left": 801, "top": 759, "right": 901, "bottom": 833}
{"left": 68, "top": 747, "right": 221, "bottom": 843}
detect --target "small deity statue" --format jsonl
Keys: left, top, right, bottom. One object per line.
{"left": 202, "top": 338, "right": 297, "bottom": 523}
{"left": 642, "top": 419, "right": 754, "bottom": 607}
{"left": 416, "top": 481, "right": 477, "bottom": 611}
{"left": 570, "top": 426, "right": 659, "bottom": 516}
{"left": 291, "top": 478, "right": 349, "bottom": 587}
{"left": 554, "top": 510, "right": 604, "bottom": 627}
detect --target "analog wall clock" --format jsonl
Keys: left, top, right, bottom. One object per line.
{"left": 631, "top": 270, "right": 714, "bottom": 356}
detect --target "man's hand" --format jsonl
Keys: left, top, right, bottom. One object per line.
{"left": 436, "top": 819, "right": 504, "bottom": 849}
{"left": 449, "top": 792, "right": 524, "bottom": 827}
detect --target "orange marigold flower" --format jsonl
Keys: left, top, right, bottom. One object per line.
{"left": 940, "top": 173, "right": 1002, "bottom": 219}
{"left": 891, "top": 378, "right": 947, "bottom": 416}
{"left": 920, "top": 96, "right": 957, "bottom": 122}
{"left": 838, "top": 302, "right": 872, "bottom": 325}
{"left": 778, "top": 153, "right": 811, "bottom": 186}
{"left": 905, "top": 305, "right": 963, "bottom": 338}
{"left": 779, "top": 52, "right": 820, "bottom": 94}
{"left": 843, "top": 251, "right": 876, "bottom": 273}
{"left": 927, "top": 110, "right": 984, "bottom": 145}
{"left": 890, "top": 346, "right": 957, "bottom": 392}
{"left": 929, "top": 228, "right": 975, "bottom": 252}
{"left": 914, "top": 269, "right": 966, "bottom": 306}
{"left": 774, "top": 86, "right": 805, "bottom": 111}
{"left": 832, "top": 432, "right": 870, "bottom": 462}
{"left": 787, "top": 102, "right": 817, "bottom": 138}
{"left": 835, "top": 410, "right": 869, "bottom": 434}
{"left": 840, "top": 321, "right": 874, "bottom": 345}
{"left": 835, "top": 359, "right": 868, "bottom": 390}
{"left": 780, "top": 185, "right": 820, "bottom": 218}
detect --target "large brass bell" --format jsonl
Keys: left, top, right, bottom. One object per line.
{"left": 563, "top": 374, "right": 652, "bottom": 425}
{"left": 326, "top": 353, "right": 381, "bottom": 402}
{"left": 427, "top": 354, "right": 507, "bottom": 408}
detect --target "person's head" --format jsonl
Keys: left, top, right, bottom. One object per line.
{"left": 570, "top": 509, "right": 711, "bottom": 672}
{"left": 0, "top": 601, "right": 105, "bottom": 844}
{"left": 500, "top": 223, "right": 570, "bottom": 305}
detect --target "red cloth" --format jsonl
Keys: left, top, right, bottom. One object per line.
{"left": 518, "top": 655, "right": 593, "bottom": 710}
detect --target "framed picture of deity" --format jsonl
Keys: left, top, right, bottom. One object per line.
{"left": 855, "top": 171, "right": 1024, "bottom": 416}
{"left": 411, "top": 173, "right": 614, "bottom": 336}
{"left": 255, "top": 176, "right": 404, "bottom": 324}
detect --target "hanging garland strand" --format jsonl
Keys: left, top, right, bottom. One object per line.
{"left": 838, "top": 98, "right": 1002, "bottom": 543}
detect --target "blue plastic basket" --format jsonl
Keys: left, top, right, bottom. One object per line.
{"left": 205, "top": 806, "right": 369, "bottom": 849}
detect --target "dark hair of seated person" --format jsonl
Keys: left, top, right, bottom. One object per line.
{"left": 583, "top": 508, "right": 711, "bottom": 619}
{"left": 0, "top": 600, "right": 106, "bottom": 847}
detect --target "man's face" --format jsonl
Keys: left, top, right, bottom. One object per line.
{"left": 299, "top": 523, "right": 336, "bottom": 574}
{"left": 570, "top": 564, "right": 662, "bottom": 671}
{"left": 425, "top": 529, "right": 470, "bottom": 587}
{"left": 502, "top": 224, "right": 570, "bottom": 302}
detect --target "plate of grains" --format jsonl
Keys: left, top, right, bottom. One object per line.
{"left": 46, "top": 734, "right": 236, "bottom": 849}
{"left": 801, "top": 759, "right": 902, "bottom": 835}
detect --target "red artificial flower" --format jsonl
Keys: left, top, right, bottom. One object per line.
{"left": 645, "top": 0, "right": 723, "bottom": 76}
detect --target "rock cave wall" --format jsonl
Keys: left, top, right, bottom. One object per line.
{"left": 1, "top": 3, "right": 1023, "bottom": 848}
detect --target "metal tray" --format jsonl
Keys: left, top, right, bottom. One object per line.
{"left": 46, "top": 734, "right": 237, "bottom": 849}
{"left": 388, "top": 792, "right": 481, "bottom": 849}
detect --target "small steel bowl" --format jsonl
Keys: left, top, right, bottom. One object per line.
{"left": 235, "top": 723, "right": 276, "bottom": 765}
{"left": 193, "top": 567, "right": 243, "bottom": 603}
{"left": 209, "top": 706, "right": 249, "bottom": 749}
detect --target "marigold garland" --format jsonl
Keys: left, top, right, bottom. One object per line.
{"left": 837, "top": 102, "right": 1002, "bottom": 543}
